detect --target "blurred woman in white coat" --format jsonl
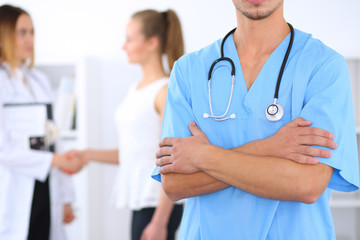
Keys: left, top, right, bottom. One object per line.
{"left": 0, "top": 4, "right": 83, "bottom": 240}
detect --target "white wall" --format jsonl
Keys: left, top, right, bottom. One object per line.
{"left": 3, "top": 0, "right": 360, "bottom": 63}
{"left": 1, "top": 0, "right": 359, "bottom": 239}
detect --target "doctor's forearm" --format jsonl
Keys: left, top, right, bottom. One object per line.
{"left": 197, "top": 145, "right": 334, "bottom": 204}
{"left": 231, "top": 139, "right": 265, "bottom": 155}
{"left": 161, "top": 171, "right": 229, "bottom": 201}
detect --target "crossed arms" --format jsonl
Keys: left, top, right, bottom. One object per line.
{"left": 156, "top": 118, "right": 336, "bottom": 204}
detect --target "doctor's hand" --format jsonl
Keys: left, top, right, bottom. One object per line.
{"left": 261, "top": 117, "right": 337, "bottom": 164}
{"left": 63, "top": 203, "right": 75, "bottom": 224}
{"left": 66, "top": 149, "right": 90, "bottom": 165}
{"left": 156, "top": 121, "right": 210, "bottom": 174}
{"left": 52, "top": 153, "right": 84, "bottom": 174}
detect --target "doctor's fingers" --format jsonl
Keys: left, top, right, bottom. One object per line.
{"left": 63, "top": 206, "right": 75, "bottom": 224}
{"left": 159, "top": 137, "right": 178, "bottom": 147}
{"left": 66, "top": 157, "right": 84, "bottom": 174}
{"left": 189, "top": 121, "right": 210, "bottom": 143}
{"left": 158, "top": 163, "right": 175, "bottom": 174}
{"left": 286, "top": 152, "right": 319, "bottom": 165}
{"left": 156, "top": 155, "right": 173, "bottom": 167}
{"left": 296, "top": 145, "right": 332, "bottom": 159}
{"left": 287, "top": 117, "right": 312, "bottom": 127}
{"left": 294, "top": 126, "right": 335, "bottom": 140}
{"left": 67, "top": 149, "right": 87, "bottom": 162}
{"left": 295, "top": 134, "right": 337, "bottom": 149}
{"left": 63, "top": 212, "right": 75, "bottom": 224}
{"left": 156, "top": 145, "right": 173, "bottom": 159}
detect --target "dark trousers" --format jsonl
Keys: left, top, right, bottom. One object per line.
{"left": 27, "top": 177, "right": 51, "bottom": 240}
{"left": 131, "top": 204, "right": 183, "bottom": 240}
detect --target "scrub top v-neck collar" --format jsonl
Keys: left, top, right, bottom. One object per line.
{"left": 225, "top": 32, "right": 293, "bottom": 113}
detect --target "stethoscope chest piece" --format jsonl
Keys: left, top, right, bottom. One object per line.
{"left": 265, "top": 103, "right": 284, "bottom": 121}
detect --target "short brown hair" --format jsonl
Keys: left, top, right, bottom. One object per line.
{"left": 0, "top": 4, "right": 34, "bottom": 70}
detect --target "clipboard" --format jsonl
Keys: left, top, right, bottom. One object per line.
{"left": 3, "top": 103, "right": 56, "bottom": 152}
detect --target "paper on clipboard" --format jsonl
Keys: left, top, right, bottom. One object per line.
{"left": 4, "top": 104, "right": 47, "bottom": 149}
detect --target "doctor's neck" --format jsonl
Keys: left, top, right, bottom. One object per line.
{"left": 233, "top": 4, "right": 289, "bottom": 56}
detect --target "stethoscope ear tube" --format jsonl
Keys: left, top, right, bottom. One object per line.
{"left": 208, "top": 57, "right": 235, "bottom": 80}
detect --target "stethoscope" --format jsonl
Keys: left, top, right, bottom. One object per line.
{"left": 203, "top": 23, "right": 294, "bottom": 122}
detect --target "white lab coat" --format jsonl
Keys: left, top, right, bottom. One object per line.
{"left": 0, "top": 63, "right": 75, "bottom": 240}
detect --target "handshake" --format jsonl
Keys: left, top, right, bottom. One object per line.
{"left": 52, "top": 150, "right": 89, "bottom": 175}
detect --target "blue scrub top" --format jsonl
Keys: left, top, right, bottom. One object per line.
{"left": 152, "top": 28, "right": 359, "bottom": 239}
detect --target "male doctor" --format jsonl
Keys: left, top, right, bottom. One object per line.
{"left": 153, "top": 0, "right": 359, "bottom": 239}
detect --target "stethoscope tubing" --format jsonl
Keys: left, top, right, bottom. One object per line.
{"left": 204, "top": 23, "right": 294, "bottom": 122}
{"left": 274, "top": 23, "right": 294, "bottom": 99}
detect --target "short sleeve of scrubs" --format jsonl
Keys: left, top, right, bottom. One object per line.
{"left": 152, "top": 58, "right": 195, "bottom": 182}
{"left": 300, "top": 54, "right": 359, "bottom": 192}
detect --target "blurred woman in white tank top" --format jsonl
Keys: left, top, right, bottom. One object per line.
{"left": 70, "top": 9, "right": 185, "bottom": 240}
